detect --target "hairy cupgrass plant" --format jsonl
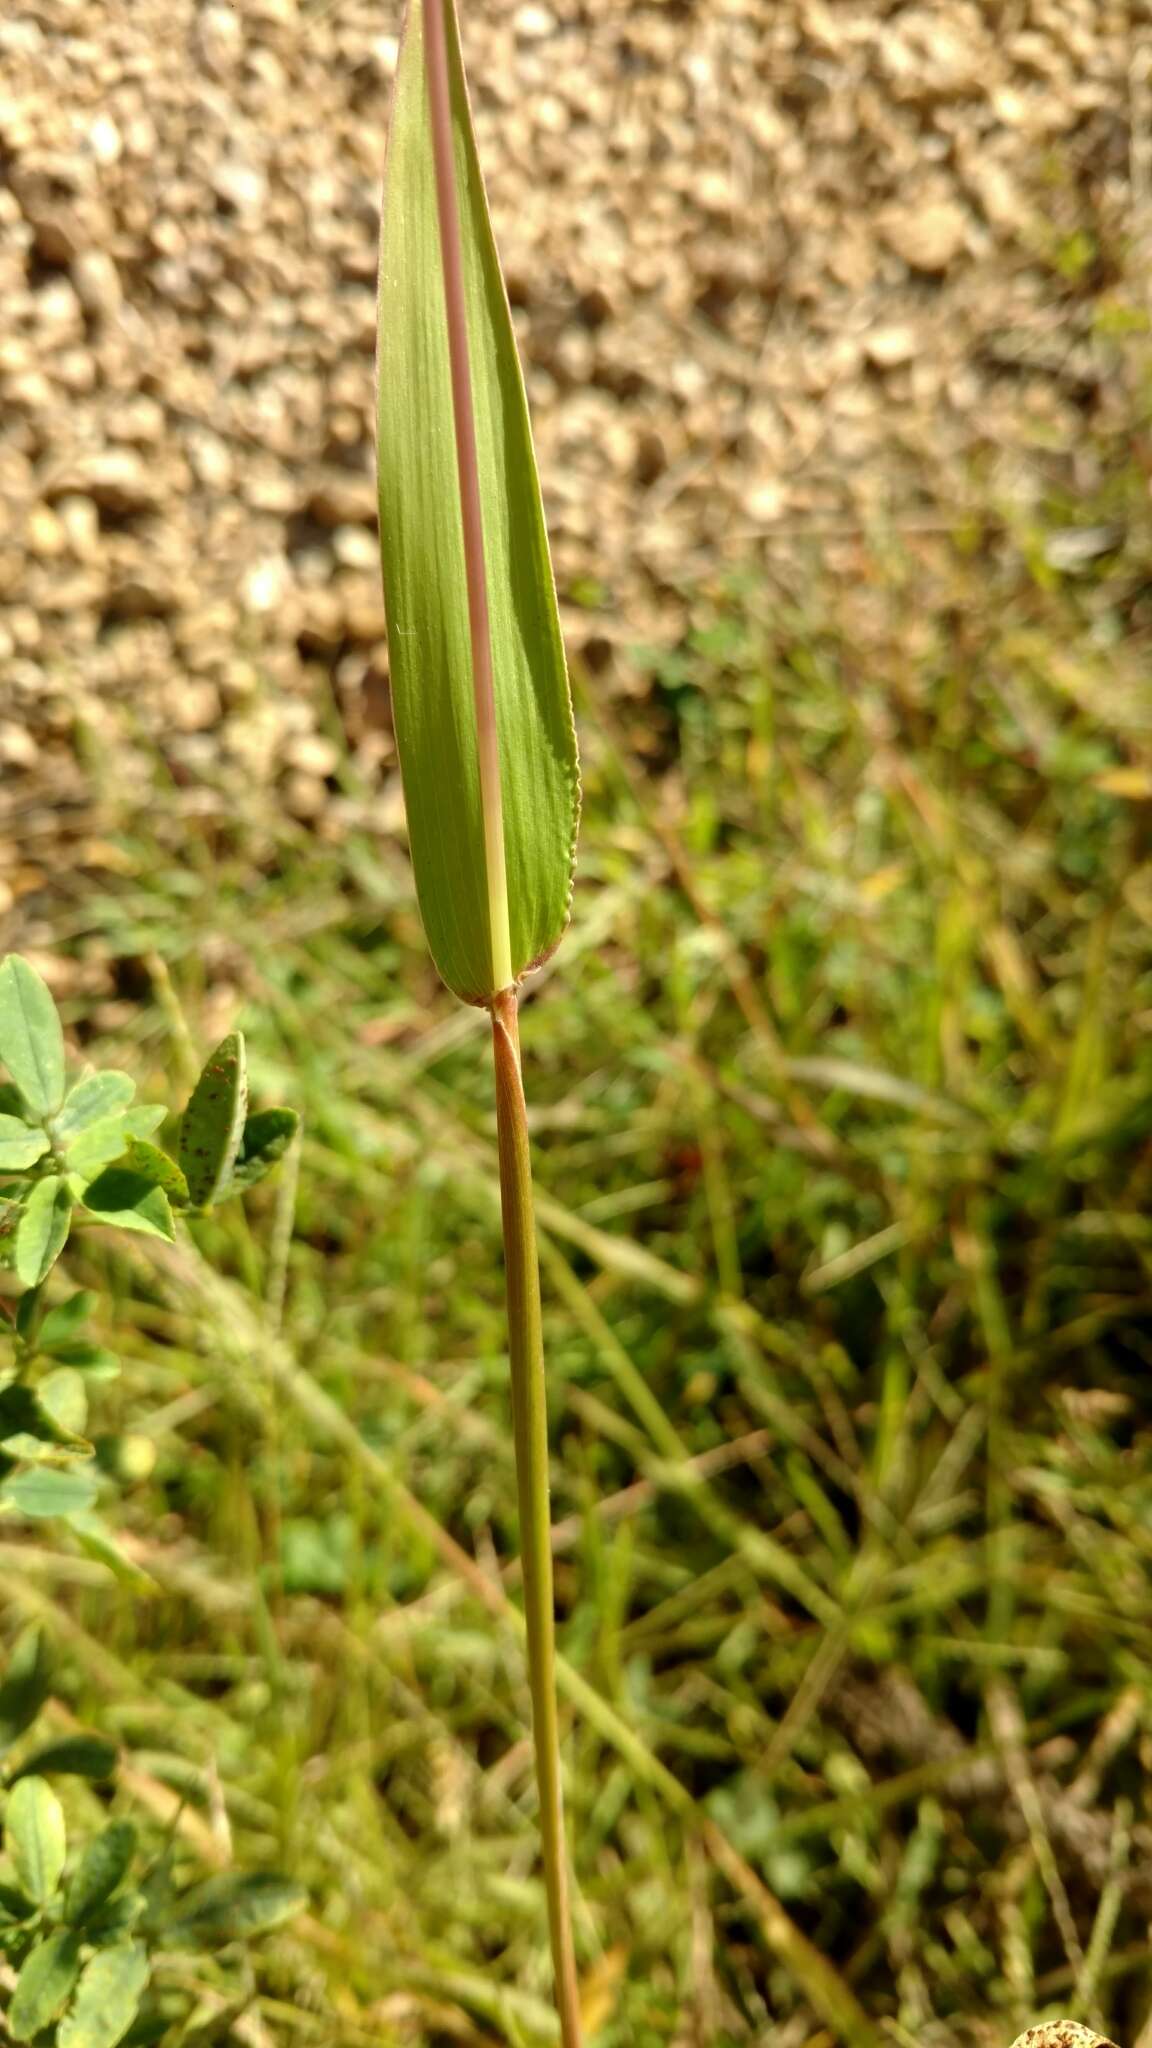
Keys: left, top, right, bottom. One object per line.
{"left": 376, "top": 0, "right": 582, "bottom": 2036}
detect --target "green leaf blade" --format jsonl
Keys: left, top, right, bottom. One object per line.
{"left": 0, "top": 1466, "right": 100, "bottom": 1519}
{"left": 0, "top": 1117, "right": 50, "bottom": 1171}
{"left": 45, "top": 1341, "right": 120, "bottom": 1380}
{"left": 0, "top": 1630, "right": 51, "bottom": 1758}
{"left": 229, "top": 1107, "right": 299, "bottom": 1193}
{"left": 14, "top": 1735, "right": 117, "bottom": 1784}
{"left": 377, "top": 0, "right": 578, "bottom": 1003}
{"left": 178, "top": 1035, "right": 248, "bottom": 1207}
{"left": 53, "top": 1071, "right": 135, "bottom": 1145}
{"left": 0, "top": 958, "right": 66, "bottom": 1117}
{"left": 15, "top": 1177, "right": 72, "bottom": 1288}
{"left": 80, "top": 1170, "right": 175, "bottom": 1243}
{"left": 64, "top": 1113, "right": 135, "bottom": 1180}
{"left": 5, "top": 1775, "right": 67, "bottom": 1903}
{"left": 159, "top": 1870, "right": 306, "bottom": 1948}
{"left": 37, "top": 1367, "right": 88, "bottom": 1440}
{"left": 8, "top": 1926, "right": 82, "bottom": 2040}
{"left": 121, "top": 1103, "right": 167, "bottom": 1140}
{"left": 115, "top": 1139, "right": 188, "bottom": 1205}
{"left": 37, "top": 1292, "right": 96, "bottom": 1349}
{"left": 0, "top": 1380, "right": 91, "bottom": 1462}
{"left": 64, "top": 1819, "right": 136, "bottom": 1927}
{"left": 57, "top": 1941, "right": 149, "bottom": 2048}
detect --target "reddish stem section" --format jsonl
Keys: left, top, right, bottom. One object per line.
{"left": 491, "top": 987, "right": 583, "bottom": 2048}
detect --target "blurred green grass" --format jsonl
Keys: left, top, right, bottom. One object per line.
{"left": 9, "top": 492, "right": 1152, "bottom": 2045}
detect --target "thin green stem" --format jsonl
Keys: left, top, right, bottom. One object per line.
{"left": 490, "top": 985, "right": 582, "bottom": 2048}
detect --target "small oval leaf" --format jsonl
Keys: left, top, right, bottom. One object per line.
{"left": 37, "top": 1291, "right": 96, "bottom": 1348}
{"left": 65, "top": 1114, "right": 134, "bottom": 1180}
{"left": 0, "top": 1117, "right": 50, "bottom": 1171}
{"left": 80, "top": 1170, "right": 174, "bottom": 1243}
{"left": 8, "top": 1926, "right": 82, "bottom": 2040}
{"left": 228, "top": 1107, "right": 300, "bottom": 1194}
{"left": 15, "top": 1177, "right": 72, "bottom": 1288}
{"left": 37, "top": 1368, "right": 88, "bottom": 1440}
{"left": 0, "top": 1465, "right": 100, "bottom": 1519}
{"left": 14, "top": 1735, "right": 117, "bottom": 1784}
{"left": 0, "top": 958, "right": 66, "bottom": 1118}
{"left": 5, "top": 1775, "right": 66, "bottom": 1902}
{"left": 161, "top": 1870, "right": 306, "bottom": 1948}
{"left": 0, "top": 1629, "right": 51, "bottom": 1758}
{"left": 0, "top": 1380, "right": 90, "bottom": 1460}
{"left": 53, "top": 1072, "right": 135, "bottom": 1145}
{"left": 47, "top": 1341, "right": 120, "bottom": 1380}
{"left": 57, "top": 1941, "right": 149, "bottom": 2048}
{"left": 64, "top": 1819, "right": 136, "bottom": 1926}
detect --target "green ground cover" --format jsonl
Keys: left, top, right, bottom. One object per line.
{"left": 5, "top": 496, "right": 1152, "bottom": 2044}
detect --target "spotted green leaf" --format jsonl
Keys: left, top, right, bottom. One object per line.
{"left": 178, "top": 1034, "right": 248, "bottom": 1206}
{"left": 115, "top": 1139, "right": 188, "bottom": 1205}
{"left": 377, "top": 0, "right": 578, "bottom": 1002}
{"left": 0, "top": 957, "right": 66, "bottom": 1118}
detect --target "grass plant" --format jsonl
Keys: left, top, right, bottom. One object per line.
{"left": 377, "top": 1, "right": 582, "bottom": 2031}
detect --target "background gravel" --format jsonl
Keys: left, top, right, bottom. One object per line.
{"left": 1, "top": 0, "right": 1148, "bottom": 868}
